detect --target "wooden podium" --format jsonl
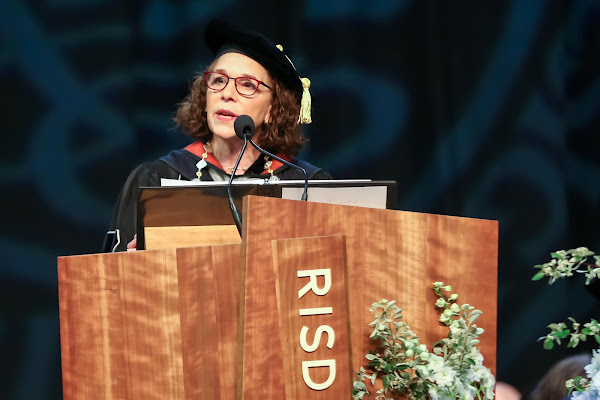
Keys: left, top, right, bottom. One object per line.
{"left": 58, "top": 196, "right": 498, "bottom": 400}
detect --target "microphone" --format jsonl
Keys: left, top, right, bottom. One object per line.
{"left": 227, "top": 115, "right": 255, "bottom": 235}
{"left": 234, "top": 114, "right": 255, "bottom": 139}
{"left": 237, "top": 116, "right": 309, "bottom": 201}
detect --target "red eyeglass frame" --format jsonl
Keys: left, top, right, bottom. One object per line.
{"left": 204, "top": 71, "right": 272, "bottom": 96}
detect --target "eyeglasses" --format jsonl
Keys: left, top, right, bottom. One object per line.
{"left": 204, "top": 71, "right": 272, "bottom": 96}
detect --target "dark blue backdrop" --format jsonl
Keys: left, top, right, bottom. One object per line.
{"left": 1, "top": 0, "right": 599, "bottom": 398}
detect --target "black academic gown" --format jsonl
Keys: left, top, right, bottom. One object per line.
{"left": 104, "top": 144, "right": 331, "bottom": 252}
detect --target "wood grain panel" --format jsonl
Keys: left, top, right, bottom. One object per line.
{"left": 145, "top": 225, "right": 241, "bottom": 250}
{"left": 58, "top": 244, "right": 242, "bottom": 400}
{"left": 211, "top": 245, "right": 244, "bottom": 399}
{"left": 59, "top": 252, "right": 126, "bottom": 400}
{"left": 272, "top": 235, "right": 352, "bottom": 399}
{"left": 174, "top": 244, "right": 241, "bottom": 400}
{"left": 240, "top": 196, "right": 498, "bottom": 399}
{"left": 58, "top": 250, "right": 184, "bottom": 400}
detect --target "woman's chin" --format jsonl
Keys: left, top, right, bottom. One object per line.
{"left": 211, "top": 130, "right": 238, "bottom": 142}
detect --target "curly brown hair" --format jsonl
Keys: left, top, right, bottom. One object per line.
{"left": 174, "top": 60, "right": 307, "bottom": 156}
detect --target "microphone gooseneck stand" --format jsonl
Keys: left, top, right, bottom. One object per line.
{"left": 227, "top": 115, "right": 257, "bottom": 236}
{"left": 227, "top": 114, "right": 310, "bottom": 236}
{"left": 247, "top": 139, "right": 308, "bottom": 201}
{"left": 227, "top": 136, "right": 248, "bottom": 235}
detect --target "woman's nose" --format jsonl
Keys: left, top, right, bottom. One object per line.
{"left": 221, "top": 79, "right": 238, "bottom": 100}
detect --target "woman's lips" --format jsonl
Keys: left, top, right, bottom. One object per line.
{"left": 215, "top": 109, "right": 238, "bottom": 122}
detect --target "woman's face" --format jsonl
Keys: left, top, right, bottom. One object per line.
{"left": 205, "top": 52, "right": 273, "bottom": 141}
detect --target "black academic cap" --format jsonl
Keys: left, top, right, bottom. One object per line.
{"left": 204, "top": 19, "right": 303, "bottom": 98}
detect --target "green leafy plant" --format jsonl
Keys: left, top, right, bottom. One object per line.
{"left": 353, "top": 282, "right": 495, "bottom": 400}
{"left": 532, "top": 247, "right": 600, "bottom": 399}
{"left": 531, "top": 247, "right": 600, "bottom": 350}
{"left": 532, "top": 247, "right": 600, "bottom": 285}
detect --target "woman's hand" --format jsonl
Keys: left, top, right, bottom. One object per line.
{"left": 126, "top": 234, "right": 137, "bottom": 251}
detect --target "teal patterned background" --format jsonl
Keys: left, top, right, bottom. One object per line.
{"left": 1, "top": 0, "right": 599, "bottom": 398}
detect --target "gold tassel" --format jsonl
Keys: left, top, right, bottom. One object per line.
{"left": 298, "top": 77, "right": 312, "bottom": 124}
{"left": 276, "top": 44, "right": 296, "bottom": 68}
{"left": 276, "top": 44, "right": 312, "bottom": 124}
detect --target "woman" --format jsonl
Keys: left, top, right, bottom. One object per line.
{"left": 105, "top": 19, "right": 331, "bottom": 252}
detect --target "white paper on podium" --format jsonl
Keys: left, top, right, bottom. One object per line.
{"left": 160, "top": 178, "right": 372, "bottom": 187}
{"left": 160, "top": 178, "right": 264, "bottom": 186}
{"left": 282, "top": 186, "right": 388, "bottom": 209}
{"left": 159, "top": 178, "right": 387, "bottom": 209}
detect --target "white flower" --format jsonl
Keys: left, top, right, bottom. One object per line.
{"left": 427, "top": 354, "right": 446, "bottom": 369}
{"left": 470, "top": 347, "right": 484, "bottom": 365}
{"left": 481, "top": 371, "right": 496, "bottom": 398}
{"left": 464, "top": 365, "right": 485, "bottom": 382}
{"left": 417, "top": 353, "right": 460, "bottom": 388}
{"left": 590, "top": 373, "right": 600, "bottom": 391}
{"left": 449, "top": 320, "right": 463, "bottom": 335}
{"left": 432, "top": 366, "right": 456, "bottom": 387}
{"left": 415, "top": 364, "right": 431, "bottom": 380}
{"left": 418, "top": 354, "right": 456, "bottom": 388}
{"left": 427, "top": 385, "right": 456, "bottom": 400}
{"left": 542, "top": 266, "right": 553, "bottom": 274}
{"left": 427, "top": 385, "right": 442, "bottom": 400}
{"left": 453, "top": 380, "right": 476, "bottom": 400}
{"left": 571, "top": 390, "right": 595, "bottom": 400}
{"left": 585, "top": 349, "right": 600, "bottom": 378}
{"left": 556, "top": 250, "right": 568, "bottom": 258}
{"left": 585, "top": 364, "right": 598, "bottom": 380}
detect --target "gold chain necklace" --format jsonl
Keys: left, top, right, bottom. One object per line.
{"left": 224, "top": 165, "right": 249, "bottom": 172}
{"left": 198, "top": 141, "right": 274, "bottom": 177}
